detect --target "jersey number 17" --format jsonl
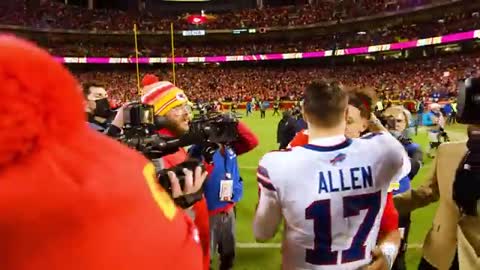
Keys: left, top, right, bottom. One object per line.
{"left": 305, "top": 191, "right": 381, "bottom": 265}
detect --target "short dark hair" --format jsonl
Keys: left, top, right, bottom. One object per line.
{"left": 303, "top": 80, "right": 348, "bottom": 127}
{"left": 82, "top": 82, "right": 105, "bottom": 98}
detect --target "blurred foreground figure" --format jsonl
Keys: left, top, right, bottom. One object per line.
{"left": 0, "top": 36, "right": 202, "bottom": 270}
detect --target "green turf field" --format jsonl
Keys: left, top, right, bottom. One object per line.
{"left": 212, "top": 111, "right": 467, "bottom": 270}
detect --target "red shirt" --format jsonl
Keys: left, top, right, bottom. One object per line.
{"left": 0, "top": 129, "right": 202, "bottom": 270}
{"left": 288, "top": 129, "right": 399, "bottom": 233}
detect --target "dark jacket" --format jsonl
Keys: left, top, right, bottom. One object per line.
{"left": 277, "top": 115, "right": 297, "bottom": 149}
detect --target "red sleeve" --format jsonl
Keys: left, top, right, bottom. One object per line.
{"left": 288, "top": 130, "right": 309, "bottom": 147}
{"left": 231, "top": 121, "right": 259, "bottom": 155}
{"left": 379, "top": 192, "right": 399, "bottom": 233}
{"left": 192, "top": 197, "right": 211, "bottom": 270}
{"left": 163, "top": 212, "right": 204, "bottom": 270}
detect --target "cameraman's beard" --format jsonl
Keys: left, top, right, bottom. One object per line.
{"left": 163, "top": 117, "right": 189, "bottom": 137}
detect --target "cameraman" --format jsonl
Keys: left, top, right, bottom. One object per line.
{"left": 83, "top": 82, "right": 115, "bottom": 132}
{"left": 394, "top": 141, "right": 466, "bottom": 270}
{"left": 108, "top": 78, "right": 212, "bottom": 270}
{"left": 394, "top": 78, "right": 480, "bottom": 270}
{"left": 189, "top": 116, "right": 259, "bottom": 270}
{"left": 382, "top": 106, "right": 423, "bottom": 270}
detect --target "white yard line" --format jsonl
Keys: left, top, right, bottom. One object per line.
{"left": 236, "top": 242, "right": 422, "bottom": 249}
{"left": 240, "top": 166, "right": 257, "bottom": 170}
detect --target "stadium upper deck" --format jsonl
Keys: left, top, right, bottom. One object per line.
{"left": 1, "top": 0, "right": 441, "bottom": 31}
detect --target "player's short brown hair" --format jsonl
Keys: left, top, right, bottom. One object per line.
{"left": 82, "top": 81, "right": 105, "bottom": 98}
{"left": 303, "top": 80, "right": 348, "bottom": 128}
{"left": 347, "top": 87, "right": 377, "bottom": 119}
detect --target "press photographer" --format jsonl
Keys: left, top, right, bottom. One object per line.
{"left": 83, "top": 82, "right": 115, "bottom": 132}
{"left": 106, "top": 75, "right": 219, "bottom": 270}
{"left": 189, "top": 107, "right": 258, "bottom": 270}
{"left": 394, "top": 77, "right": 480, "bottom": 270}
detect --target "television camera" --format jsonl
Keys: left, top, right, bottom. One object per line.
{"left": 116, "top": 102, "right": 240, "bottom": 207}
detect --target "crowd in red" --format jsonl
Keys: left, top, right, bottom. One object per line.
{"left": 45, "top": 10, "right": 479, "bottom": 57}
{"left": 1, "top": 0, "right": 432, "bottom": 31}
{"left": 75, "top": 53, "right": 479, "bottom": 107}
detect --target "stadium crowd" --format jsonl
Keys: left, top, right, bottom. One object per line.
{"left": 43, "top": 10, "right": 479, "bottom": 57}
{"left": 1, "top": 0, "right": 434, "bottom": 31}
{"left": 75, "top": 53, "right": 479, "bottom": 106}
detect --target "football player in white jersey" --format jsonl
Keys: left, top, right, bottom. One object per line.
{"left": 253, "top": 81, "right": 409, "bottom": 270}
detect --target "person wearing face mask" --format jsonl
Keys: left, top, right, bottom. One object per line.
{"left": 83, "top": 82, "right": 115, "bottom": 132}
{"left": 288, "top": 88, "right": 403, "bottom": 270}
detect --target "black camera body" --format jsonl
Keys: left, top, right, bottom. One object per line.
{"left": 123, "top": 102, "right": 156, "bottom": 129}
{"left": 117, "top": 102, "right": 176, "bottom": 159}
{"left": 378, "top": 115, "right": 397, "bottom": 131}
{"left": 115, "top": 102, "right": 240, "bottom": 206}
{"left": 157, "top": 159, "right": 206, "bottom": 209}
{"left": 453, "top": 126, "right": 480, "bottom": 217}
{"left": 453, "top": 77, "right": 480, "bottom": 216}
{"left": 157, "top": 159, "right": 204, "bottom": 194}
{"left": 456, "top": 77, "right": 480, "bottom": 124}
{"left": 190, "top": 111, "right": 239, "bottom": 145}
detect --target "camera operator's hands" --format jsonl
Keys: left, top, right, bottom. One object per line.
{"left": 110, "top": 103, "right": 127, "bottom": 129}
{"left": 368, "top": 113, "right": 388, "bottom": 133}
{"left": 167, "top": 166, "right": 208, "bottom": 199}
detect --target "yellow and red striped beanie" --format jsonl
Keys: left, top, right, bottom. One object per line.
{"left": 141, "top": 81, "right": 189, "bottom": 115}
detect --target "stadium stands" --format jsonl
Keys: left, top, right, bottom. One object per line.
{"left": 75, "top": 53, "right": 479, "bottom": 105}
{"left": 45, "top": 11, "right": 479, "bottom": 57}
{"left": 1, "top": 0, "right": 435, "bottom": 31}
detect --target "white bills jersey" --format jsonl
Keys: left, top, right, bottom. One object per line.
{"left": 254, "top": 132, "right": 409, "bottom": 270}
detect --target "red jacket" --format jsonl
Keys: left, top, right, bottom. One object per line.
{"left": 231, "top": 121, "right": 260, "bottom": 156}
{"left": 158, "top": 129, "right": 211, "bottom": 270}
{"left": 288, "top": 129, "right": 399, "bottom": 233}
{"left": 0, "top": 36, "right": 202, "bottom": 270}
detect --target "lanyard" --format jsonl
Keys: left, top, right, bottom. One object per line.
{"left": 220, "top": 146, "right": 231, "bottom": 179}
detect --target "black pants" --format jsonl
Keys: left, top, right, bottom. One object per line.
{"left": 260, "top": 110, "right": 266, "bottom": 118}
{"left": 418, "top": 251, "right": 459, "bottom": 270}
{"left": 447, "top": 112, "right": 456, "bottom": 125}
{"left": 209, "top": 208, "right": 236, "bottom": 270}
{"left": 273, "top": 108, "right": 280, "bottom": 116}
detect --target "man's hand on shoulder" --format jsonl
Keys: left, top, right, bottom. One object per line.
{"left": 368, "top": 113, "right": 388, "bottom": 133}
